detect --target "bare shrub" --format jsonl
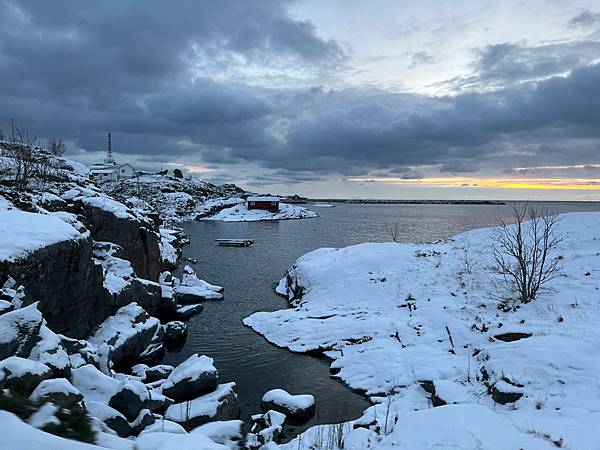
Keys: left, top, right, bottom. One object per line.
{"left": 388, "top": 217, "right": 402, "bottom": 243}
{"left": 492, "top": 203, "right": 565, "bottom": 304}
{"left": 47, "top": 137, "right": 66, "bottom": 156}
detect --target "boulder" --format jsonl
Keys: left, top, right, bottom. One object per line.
{"left": 261, "top": 389, "right": 315, "bottom": 421}
{"left": 247, "top": 410, "right": 286, "bottom": 448}
{"left": 29, "top": 325, "right": 71, "bottom": 377}
{"left": 139, "top": 419, "right": 187, "bottom": 436}
{"left": 164, "top": 382, "right": 240, "bottom": 430}
{"left": 130, "top": 408, "right": 156, "bottom": 436}
{"left": 132, "top": 363, "right": 173, "bottom": 383}
{"left": 0, "top": 303, "right": 43, "bottom": 360}
{"left": 86, "top": 400, "right": 131, "bottom": 438}
{"left": 174, "top": 266, "right": 224, "bottom": 303}
{"left": 162, "top": 354, "right": 219, "bottom": 403}
{"left": 88, "top": 303, "right": 162, "bottom": 370}
{"left": 176, "top": 303, "right": 203, "bottom": 319}
{"left": 29, "top": 378, "right": 83, "bottom": 408}
{"left": 164, "top": 321, "right": 187, "bottom": 343}
{"left": 0, "top": 356, "right": 52, "bottom": 396}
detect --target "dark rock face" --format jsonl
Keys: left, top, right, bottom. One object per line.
{"left": 78, "top": 202, "right": 161, "bottom": 281}
{"left": 0, "top": 236, "right": 109, "bottom": 338}
{"left": 173, "top": 169, "right": 184, "bottom": 178}
{"left": 112, "top": 279, "right": 163, "bottom": 314}
{"left": 109, "top": 385, "right": 145, "bottom": 422}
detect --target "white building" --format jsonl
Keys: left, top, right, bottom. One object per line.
{"left": 89, "top": 133, "right": 136, "bottom": 182}
{"left": 89, "top": 163, "right": 136, "bottom": 182}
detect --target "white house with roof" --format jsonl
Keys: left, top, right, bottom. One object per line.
{"left": 89, "top": 133, "right": 136, "bottom": 182}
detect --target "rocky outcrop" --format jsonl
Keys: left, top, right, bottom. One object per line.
{"left": 77, "top": 201, "right": 161, "bottom": 281}
{"left": 0, "top": 236, "right": 109, "bottom": 338}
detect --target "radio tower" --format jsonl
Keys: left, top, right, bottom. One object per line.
{"left": 105, "top": 132, "right": 115, "bottom": 165}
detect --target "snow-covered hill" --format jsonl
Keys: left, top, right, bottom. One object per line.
{"left": 246, "top": 212, "right": 600, "bottom": 449}
{"left": 106, "top": 174, "right": 245, "bottom": 222}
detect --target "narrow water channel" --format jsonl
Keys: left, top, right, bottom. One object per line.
{"left": 163, "top": 202, "right": 600, "bottom": 436}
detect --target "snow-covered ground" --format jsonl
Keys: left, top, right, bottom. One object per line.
{"left": 205, "top": 202, "right": 318, "bottom": 222}
{"left": 0, "top": 206, "right": 85, "bottom": 262}
{"left": 245, "top": 212, "right": 600, "bottom": 449}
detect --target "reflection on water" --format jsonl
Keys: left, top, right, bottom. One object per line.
{"left": 163, "top": 202, "right": 600, "bottom": 434}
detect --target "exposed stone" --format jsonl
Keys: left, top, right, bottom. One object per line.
{"left": 77, "top": 201, "right": 161, "bottom": 281}
{"left": 493, "top": 332, "right": 532, "bottom": 342}
{"left": 0, "top": 357, "right": 52, "bottom": 396}
{"left": 0, "top": 236, "right": 109, "bottom": 338}
{"left": 261, "top": 389, "right": 315, "bottom": 422}
{"left": 161, "top": 354, "right": 219, "bottom": 403}
{"left": 164, "top": 321, "right": 187, "bottom": 343}
{"left": 0, "top": 303, "right": 43, "bottom": 360}
{"left": 164, "top": 382, "right": 240, "bottom": 430}
{"left": 29, "top": 378, "right": 83, "bottom": 408}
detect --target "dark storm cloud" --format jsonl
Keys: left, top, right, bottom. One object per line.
{"left": 568, "top": 10, "right": 600, "bottom": 28}
{"left": 2, "top": 1, "right": 600, "bottom": 184}
{"left": 443, "top": 40, "right": 600, "bottom": 91}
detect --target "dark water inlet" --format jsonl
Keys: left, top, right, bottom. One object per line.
{"left": 163, "top": 202, "right": 600, "bottom": 436}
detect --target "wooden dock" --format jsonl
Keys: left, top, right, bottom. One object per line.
{"left": 215, "top": 239, "right": 255, "bottom": 247}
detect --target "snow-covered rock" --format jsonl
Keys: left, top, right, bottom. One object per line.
{"left": 175, "top": 266, "right": 224, "bottom": 303}
{"left": 261, "top": 389, "right": 315, "bottom": 421}
{"left": 29, "top": 378, "right": 83, "bottom": 408}
{"left": 0, "top": 302, "right": 43, "bottom": 359}
{"left": 164, "top": 382, "right": 240, "bottom": 430}
{"left": 0, "top": 356, "right": 52, "bottom": 395}
{"left": 192, "top": 420, "right": 245, "bottom": 449}
{"left": 0, "top": 209, "right": 82, "bottom": 262}
{"left": 132, "top": 363, "right": 173, "bottom": 383}
{"left": 139, "top": 419, "right": 188, "bottom": 436}
{"left": 134, "top": 430, "right": 231, "bottom": 450}
{"left": 205, "top": 201, "right": 317, "bottom": 222}
{"left": 161, "top": 354, "right": 219, "bottom": 402}
{"left": 29, "top": 325, "right": 71, "bottom": 377}
{"left": 164, "top": 321, "right": 188, "bottom": 342}
{"left": 246, "top": 212, "right": 600, "bottom": 449}
{"left": 247, "top": 410, "right": 286, "bottom": 448}
{"left": 0, "top": 411, "right": 101, "bottom": 450}
{"left": 176, "top": 303, "right": 204, "bottom": 319}
{"left": 88, "top": 303, "right": 162, "bottom": 369}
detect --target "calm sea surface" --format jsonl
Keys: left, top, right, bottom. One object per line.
{"left": 163, "top": 202, "right": 600, "bottom": 435}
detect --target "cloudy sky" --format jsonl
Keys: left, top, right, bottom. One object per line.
{"left": 1, "top": 0, "right": 600, "bottom": 199}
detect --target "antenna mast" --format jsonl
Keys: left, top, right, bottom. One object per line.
{"left": 106, "top": 132, "right": 115, "bottom": 165}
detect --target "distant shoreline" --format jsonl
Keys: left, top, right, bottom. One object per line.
{"left": 308, "top": 199, "right": 505, "bottom": 205}
{"left": 306, "top": 199, "right": 600, "bottom": 205}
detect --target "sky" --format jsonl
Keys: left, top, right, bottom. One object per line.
{"left": 1, "top": 0, "right": 600, "bottom": 200}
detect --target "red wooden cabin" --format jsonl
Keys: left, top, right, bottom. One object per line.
{"left": 246, "top": 196, "right": 280, "bottom": 212}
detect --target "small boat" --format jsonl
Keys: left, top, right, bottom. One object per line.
{"left": 215, "top": 239, "right": 255, "bottom": 247}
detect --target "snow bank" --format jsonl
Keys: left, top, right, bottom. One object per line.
{"left": 0, "top": 411, "right": 101, "bottom": 450}
{"left": 0, "top": 209, "right": 82, "bottom": 262}
{"left": 80, "top": 196, "right": 135, "bottom": 220}
{"left": 246, "top": 212, "right": 600, "bottom": 449}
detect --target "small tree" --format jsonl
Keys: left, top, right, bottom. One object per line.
{"left": 492, "top": 203, "right": 565, "bottom": 304}
{"left": 47, "top": 137, "right": 66, "bottom": 157}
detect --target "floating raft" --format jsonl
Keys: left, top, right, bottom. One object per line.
{"left": 216, "top": 239, "right": 255, "bottom": 247}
